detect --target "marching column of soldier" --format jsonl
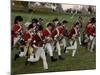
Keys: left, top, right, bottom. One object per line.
{"left": 11, "top": 16, "right": 96, "bottom": 70}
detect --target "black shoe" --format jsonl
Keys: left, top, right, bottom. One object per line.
{"left": 59, "top": 55, "right": 64, "bottom": 60}
{"left": 54, "top": 47, "right": 56, "bottom": 51}
{"left": 64, "top": 47, "right": 66, "bottom": 53}
{"left": 30, "top": 62, "right": 34, "bottom": 65}
{"left": 14, "top": 53, "right": 19, "bottom": 61}
{"left": 51, "top": 56, "right": 57, "bottom": 62}
{"left": 45, "top": 52, "right": 48, "bottom": 56}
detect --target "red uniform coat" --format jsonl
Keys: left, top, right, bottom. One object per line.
{"left": 68, "top": 27, "right": 78, "bottom": 39}
{"left": 90, "top": 25, "right": 96, "bottom": 36}
{"left": 58, "top": 26, "right": 65, "bottom": 34}
{"left": 32, "top": 33, "right": 44, "bottom": 47}
{"left": 85, "top": 23, "right": 96, "bottom": 37}
{"left": 42, "top": 28, "right": 51, "bottom": 37}
{"left": 42, "top": 28, "right": 53, "bottom": 43}
{"left": 52, "top": 26, "right": 64, "bottom": 37}
{"left": 52, "top": 28, "right": 58, "bottom": 37}
{"left": 12, "top": 23, "right": 22, "bottom": 37}
{"left": 22, "top": 31, "right": 31, "bottom": 43}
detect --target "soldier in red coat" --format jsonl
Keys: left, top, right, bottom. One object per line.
{"left": 27, "top": 26, "right": 48, "bottom": 70}
{"left": 53, "top": 20, "right": 68, "bottom": 54}
{"left": 14, "top": 26, "right": 33, "bottom": 60}
{"left": 85, "top": 17, "right": 96, "bottom": 52}
{"left": 12, "top": 16, "right": 23, "bottom": 47}
{"left": 52, "top": 22, "right": 65, "bottom": 60}
{"left": 61, "top": 20, "right": 68, "bottom": 53}
{"left": 42, "top": 23, "right": 57, "bottom": 62}
{"left": 85, "top": 22, "right": 96, "bottom": 37}
{"left": 64, "top": 22, "right": 79, "bottom": 57}
{"left": 68, "top": 22, "right": 79, "bottom": 39}
{"left": 27, "top": 18, "right": 40, "bottom": 34}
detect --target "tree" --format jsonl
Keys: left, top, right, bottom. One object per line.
{"left": 88, "top": 6, "right": 93, "bottom": 14}
{"left": 56, "top": 4, "right": 63, "bottom": 12}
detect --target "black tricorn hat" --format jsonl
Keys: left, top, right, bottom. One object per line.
{"left": 57, "top": 22, "right": 62, "bottom": 26}
{"left": 62, "top": 20, "right": 68, "bottom": 24}
{"left": 15, "top": 16, "right": 23, "bottom": 21}
{"left": 90, "top": 17, "right": 96, "bottom": 23}
{"left": 14, "top": 16, "right": 23, "bottom": 23}
{"left": 52, "top": 18, "right": 59, "bottom": 22}
{"left": 47, "top": 23, "right": 53, "bottom": 27}
{"left": 32, "top": 18, "right": 38, "bottom": 23}
{"left": 39, "top": 18, "right": 43, "bottom": 21}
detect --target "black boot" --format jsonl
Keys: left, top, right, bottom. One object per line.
{"left": 64, "top": 47, "right": 66, "bottom": 53}
{"left": 59, "top": 55, "right": 64, "bottom": 60}
{"left": 14, "top": 53, "right": 19, "bottom": 61}
{"left": 54, "top": 47, "right": 56, "bottom": 50}
{"left": 45, "top": 52, "right": 48, "bottom": 56}
{"left": 25, "top": 60, "right": 34, "bottom": 65}
{"left": 51, "top": 56, "right": 57, "bottom": 62}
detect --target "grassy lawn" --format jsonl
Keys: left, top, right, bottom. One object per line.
{"left": 11, "top": 12, "right": 96, "bottom": 74}
{"left": 11, "top": 11, "right": 95, "bottom": 29}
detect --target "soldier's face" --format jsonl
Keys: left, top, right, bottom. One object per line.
{"left": 18, "top": 21, "right": 22, "bottom": 25}
{"left": 93, "top": 24, "right": 96, "bottom": 27}
{"left": 63, "top": 24, "right": 66, "bottom": 27}
{"left": 48, "top": 26, "right": 52, "bottom": 30}
{"left": 54, "top": 21, "right": 58, "bottom": 25}
{"left": 38, "top": 30, "right": 43, "bottom": 36}
{"left": 40, "top": 20, "right": 43, "bottom": 23}
{"left": 29, "top": 28, "right": 33, "bottom": 32}
{"left": 32, "top": 23, "right": 36, "bottom": 26}
{"left": 76, "top": 25, "right": 79, "bottom": 28}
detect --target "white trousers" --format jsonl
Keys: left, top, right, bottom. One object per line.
{"left": 45, "top": 43, "right": 53, "bottom": 56}
{"left": 13, "top": 36, "right": 20, "bottom": 47}
{"left": 56, "top": 41, "right": 61, "bottom": 56}
{"left": 88, "top": 36, "right": 96, "bottom": 52}
{"left": 28, "top": 47, "right": 48, "bottom": 70}
{"left": 66, "top": 40, "right": 77, "bottom": 57}
{"left": 78, "top": 36, "right": 82, "bottom": 45}
{"left": 61, "top": 37, "right": 66, "bottom": 48}
{"left": 19, "top": 46, "right": 33, "bottom": 57}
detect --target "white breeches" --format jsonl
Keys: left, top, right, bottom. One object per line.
{"left": 66, "top": 40, "right": 77, "bottom": 57}
{"left": 45, "top": 43, "right": 53, "bottom": 56}
{"left": 27, "top": 47, "right": 48, "bottom": 69}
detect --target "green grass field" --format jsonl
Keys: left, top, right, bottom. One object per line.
{"left": 11, "top": 11, "right": 96, "bottom": 74}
